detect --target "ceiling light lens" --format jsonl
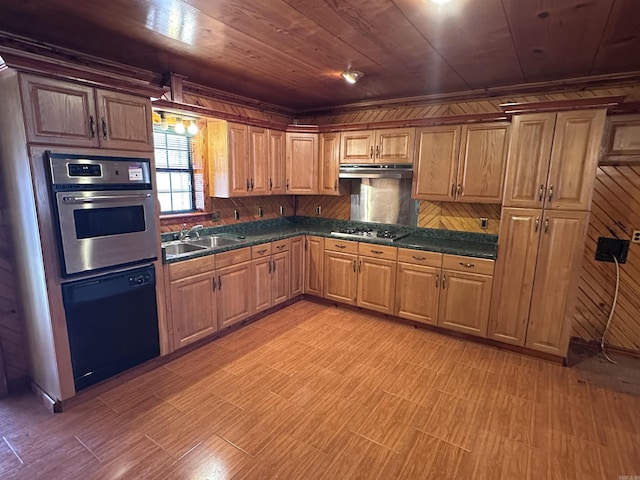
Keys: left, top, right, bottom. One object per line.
{"left": 159, "top": 112, "right": 169, "bottom": 131}
{"left": 187, "top": 120, "right": 198, "bottom": 135}
{"left": 174, "top": 117, "right": 185, "bottom": 134}
{"left": 341, "top": 70, "right": 364, "bottom": 85}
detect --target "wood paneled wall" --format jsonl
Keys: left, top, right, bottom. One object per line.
{"left": 0, "top": 194, "right": 29, "bottom": 393}
{"left": 296, "top": 195, "right": 350, "bottom": 220}
{"left": 418, "top": 201, "right": 501, "bottom": 234}
{"left": 299, "top": 87, "right": 640, "bottom": 126}
{"left": 573, "top": 165, "right": 640, "bottom": 352}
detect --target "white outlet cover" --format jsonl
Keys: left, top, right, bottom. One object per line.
{"left": 632, "top": 230, "right": 640, "bottom": 244}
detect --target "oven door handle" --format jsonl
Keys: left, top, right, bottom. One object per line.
{"left": 62, "top": 193, "right": 152, "bottom": 203}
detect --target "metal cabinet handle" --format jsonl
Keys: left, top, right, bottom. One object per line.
{"left": 358, "top": 260, "right": 362, "bottom": 273}
{"left": 250, "top": 179, "right": 254, "bottom": 190}
{"left": 286, "top": 180, "right": 289, "bottom": 190}
{"left": 335, "top": 244, "right": 347, "bottom": 249}
{"left": 548, "top": 185, "right": 553, "bottom": 202}
{"left": 412, "top": 255, "right": 426, "bottom": 261}
{"left": 544, "top": 217, "right": 549, "bottom": 233}
{"left": 371, "top": 250, "right": 383, "bottom": 254}
{"left": 276, "top": 245, "right": 285, "bottom": 250}
{"left": 268, "top": 260, "right": 272, "bottom": 273}
{"left": 218, "top": 276, "right": 222, "bottom": 290}
{"left": 213, "top": 277, "right": 217, "bottom": 291}
{"left": 534, "top": 216, "right": 540, "bottom": 232}
{"left": 369, "top": 145, "right": 374, "bottom": 159}
{"left": 246, "top": 179, "right": 250, "bottom": 191}
{"left": 334, "top": 180, "right": 338, "bottom": 191}
{"left": 457, "top": 183, "right": 463, "bottom": 196}
{"left": 442, "top": 275, "right": 446, "bottom": 289}
{"left": 435, "top": 274, "right": 439, "bottom": 289}
{"left": 101, "top": 117, "right": 107, "bottom": 139}
{"left": 257, "top": 248, "right": 268, "bottom": 255}
{"left": 269, "top": 178, "right": 273, "bottom": 191}
{"left": 459, "top": 262, "right": 476, "bottom": 268}
{"left": 538, "top": 184, "right": 544, "bottom": 202}
{"left": 451, "top": 183, "right": 456, "bottom": 197}
{"left": 375, "top": 145, "right": 379, "bottom": 158}
{"left": 89, "top": 116, "right": 96, "bottom": 138}
{"left": 353, "top": 259, "right": 356, "bottom": 272}
{"left": 272, "top": 259, "right": 276, "bottom": 272}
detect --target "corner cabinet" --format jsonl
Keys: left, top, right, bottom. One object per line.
{"left": 503, "top": 110, "right": 606, "bottom": 211}
{"left": 286, "top": 132, "right": 318, "bottom": 194}
{"left": 412, "top": 123, "right": 509, "bottom": 203}
{"left": 19, "top": 73, "right": 153, "bottom": 151}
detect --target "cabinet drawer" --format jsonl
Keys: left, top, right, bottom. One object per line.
{"left": 443, "top": 254, "right": 494, "bottom": 275}
{"left": 217, "top": 247, "right": 251, "bottom": 268}
{"left": 358, "top": 243, "right": 397, "bottom": 260}
{"left": 272, "top": 239, "right": 290, "bottom": 253}
{"left": 397, "top": 248, "right": 442, "bottom": 267}
{"left": 251, "top": 243, "right": 272, "bottom": 258}
{"left": 325, "top": 239, "right": 358, "bottom": 254}
{"left": 169, "top": 254, "right": 216, "bottom": 281}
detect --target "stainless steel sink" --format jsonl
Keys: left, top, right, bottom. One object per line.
{"left": 163, "top": 242, "right": 207, "bottom": 256}
{"left": 187, "top": 236, "right": 242, "bottom": 248}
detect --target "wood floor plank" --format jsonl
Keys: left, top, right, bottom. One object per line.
{"left": 0, "top": 300, "right": 638, "bottom": 479}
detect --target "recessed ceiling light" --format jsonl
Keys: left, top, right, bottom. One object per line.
{"left": 341, "top": 69, "right": 364, "bottom": 85}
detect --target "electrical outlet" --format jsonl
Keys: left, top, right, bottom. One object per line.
{"left": 279, "top": 205, "right": 284, "bottom": 215}
{"left": 633, "top": 230, "right": 640, "bottom": 244}
{"left": 233, "top": 210, "right": 239, "bottom": 220}
{"left": 480, "top": 217, "right": 488, "bottom": 229}
{"left": 211, "top": 212, "right": 220, "bottom": 222}
{"left": 316, "top": 206, "right": 322, "bottom": 215}
{"left": 257, "top": 207, "right": 263, "bottom": 217}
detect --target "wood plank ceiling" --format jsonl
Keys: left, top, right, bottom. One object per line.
{"left": 0, "top": 0, "right": 639, "bottom": 111}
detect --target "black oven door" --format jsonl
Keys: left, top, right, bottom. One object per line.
{"left": 55, "top": 190, "right": 158, "bottom": 276}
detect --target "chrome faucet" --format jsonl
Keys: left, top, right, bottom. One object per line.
{"left": 179, "top": 223, "right": 204, "bottom": 240}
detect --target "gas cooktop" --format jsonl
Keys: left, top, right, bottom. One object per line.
{"left": 330, "top": 227, "right": 409, "bottom": 243}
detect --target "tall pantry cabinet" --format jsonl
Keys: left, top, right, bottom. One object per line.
{"left": 488, "top": 110, "right": 606, "bottom": 356}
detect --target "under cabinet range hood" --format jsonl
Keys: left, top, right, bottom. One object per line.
{"left": 339, "top": 164, "right": 413, "bottom": 179}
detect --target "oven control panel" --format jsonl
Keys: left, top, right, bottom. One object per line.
{"left": 129, "top": 272, "right": 153, "bottom": 287}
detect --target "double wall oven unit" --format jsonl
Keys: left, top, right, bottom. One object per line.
{"left": 47, "top": 152, "right": 161, "bottom": 391}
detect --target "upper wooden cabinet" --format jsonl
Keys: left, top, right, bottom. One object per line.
{"left": 503, "top": 109, "right": 606, "bottom": 210}
{"left": 208, "top": 122, "right": 286, "bottom": 198}
{"left": 340, "top": 128, "right": 415, "bottom": 164}
{"left": 319, "top": 132, "right": 348, "bottom": 196}
{"left": 20, "top": 73, "right": 153, "bottom": 151}
{"left": 286, "top": 132, "right": 318, "bottom": 194}
{"left": 412, "top": 123, "right": 509, "bottom": 204}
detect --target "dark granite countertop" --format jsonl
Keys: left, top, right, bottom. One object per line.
{"left": 161, "top": 216, "right": 498, "bottom": 263}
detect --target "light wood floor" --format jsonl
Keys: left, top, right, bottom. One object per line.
{"left": 1, "top": 300, "right": 639, "bottom": 479}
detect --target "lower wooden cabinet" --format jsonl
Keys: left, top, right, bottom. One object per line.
{"left": 324, "top": 250, "right": 358, "bottom": 305}
{"left": 290, "top": 236, "right": 304, "bottom": 297}
{"left": 488, "top": 208, "right": 589, "bottom": 356}
{"left": 305, "top": 236, "right": 324, "bottom": 296}
{"left": 217, "top": 261, "right": 253, "bottom": 330}
{"left": 252, "top": 256, "right": 272, "bottom": 313}
{"left": 170, "top": 272, "right": 218, "bottom": 349}
{"left": 395, "top": 262, "right": 440, "bottom": 325}
{"left": 272, "top": 251, "right": 290, "bottom": 305}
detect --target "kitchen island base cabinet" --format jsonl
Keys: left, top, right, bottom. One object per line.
{"left": 216, "top": 262, "right": 252, "bottom": 330}
{"left": 437, "top": 270, "right": 493, "bottom": 337}
{"left": 170, "top": 272, "right": 218, "bottom": 350}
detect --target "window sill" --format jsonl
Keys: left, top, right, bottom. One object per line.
{"left": 159, "top": 211, "right": 210, "bottom": 225}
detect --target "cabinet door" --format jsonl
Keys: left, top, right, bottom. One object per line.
{"left": 375, "top": 128, "right": 415, "bottom": 164}
{"left": 412, "top": 126, "right": 460, "bottom": 201}
{"left": 286, "top": 132, "right": 318, "bottom": 194}
{"left": 290, "top": 236, "right": 305, "bottom": 297}
{"left": 324, "top": 251, "right": 358, "bottom": 305}
{"left": 438, "top": 270, "right": 492, "bottom": 337}
{"left": 545, "top": 109, "right": 606, "bottom": 211}
{"left": 269, "top": 130, "right": 286, "bottom": 194}
{"left": 252, "top": 257, "right": 272, "bottom": 313}
{"left": 304, "top": 236, "right": 324, "bottom": 296}
{"left": 502, "top": 113, "right": 556, "bottom": 208}
{"left": 341, "top": 130, "right": 375, "bottom": 164}
{"left": 249, "top": 126, "right": 270, "bottom": 195}
{"left": 228, "top": 123, "right": 251, "bottom": 197}
{"left": 395, "top": 262, "right": 440, "bottom": 325}
{"left": 457, "top": 123, "right": 510, "bottom": 203}
{"left": 488, "top": 208, "right": 541, "bottom": 346}
{"left": 526, "top": 211, "right": 588, "bottom": 356}
{"left": 357, "top": 256, "right": 397, "bottom": 314}
{"left": 19, "top": 74, "right": 99, "bottom": 147}
{"left": 217, "top": 261, "right": 252, "bottom": 329}
{"left": 272, "top": 251, "right": 290, "bottom": 306}
{"left": 170, "top": 272, "right": 217, "bottom": 349}
{"left": 319, "top": 132, "right": 342, "bottom": 195}
{"left": 95, "top": 90, "right": 153, "bottom": 151}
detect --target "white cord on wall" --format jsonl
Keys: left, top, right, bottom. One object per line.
{"left": 600, "top": 255, "right": 620, "bottom": 365}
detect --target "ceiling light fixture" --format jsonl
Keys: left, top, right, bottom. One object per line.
{"left": 341, "top": 69, "right": 364, "bottom": 85}
{"left": 174, "top": 117, "right": 185, "bottom": 134}
{"left": 187, "top": 120, "right": 198, "bottom": 135}
{"left": 431, "top": 0, "right": 452, "bottom": 3}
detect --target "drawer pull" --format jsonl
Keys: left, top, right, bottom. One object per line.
{"left": 335, "top": 244, "right": 347, "bottom": 249}
{"left": 276, "top": 245, "right": 285, "bottom": 250}
{"left": 459, "top": 262, "right": 476, "bottom": 268}
{"left": 371, "top": 250, "right": 383, "bottom": 254}
{"left": 257, "top": 248, "right": 268, "bottom": 255}
{"left": 412, "top": 255, "right": 426, "bottom": 261}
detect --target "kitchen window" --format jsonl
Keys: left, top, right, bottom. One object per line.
{"left": 153, "top": 128, "right": 195, "bottom": 213}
